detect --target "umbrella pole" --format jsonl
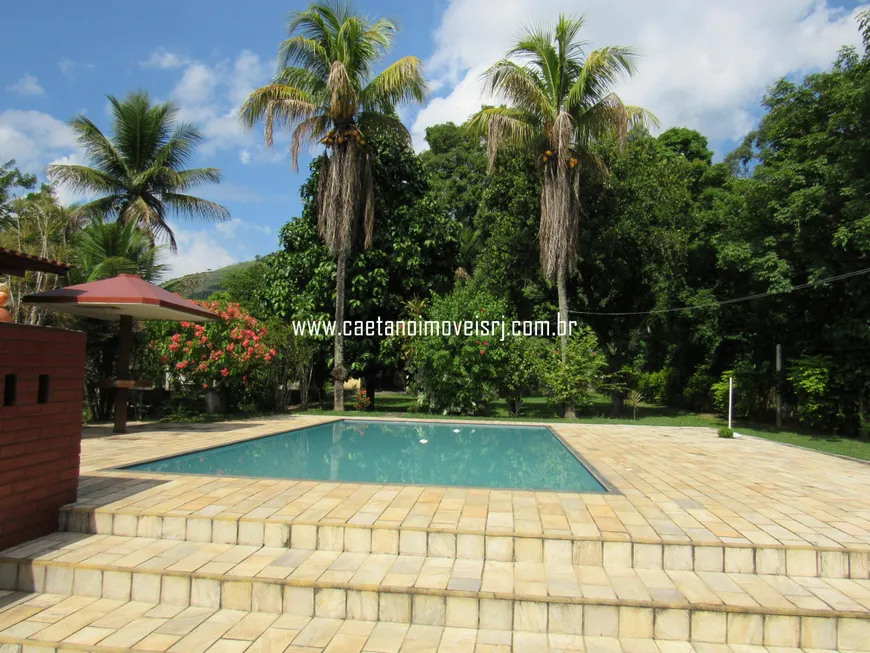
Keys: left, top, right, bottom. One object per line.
{"left": 113, "top": 315, "right": 133, "bottom": 434}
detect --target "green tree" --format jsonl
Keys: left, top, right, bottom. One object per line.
{"left": 47, "top": 91, "right": 229, "bottom": 249}
{"left": 408, "top": 286, "right": 512, "bottom": 415}
{"left": 0, "top": 186, "right": 77, "bottom": 324}
{"left": 240, "top": 0, "right": 427, "bottom": 410}
{"left": 468, "top": 14, "right": 655, "bottom": 416}
{"left": 0, "top": 160, "right": 37, "bottom": 229}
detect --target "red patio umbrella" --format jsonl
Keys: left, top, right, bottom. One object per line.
{"left": 24, "top": 274, "right": 216, "bottom": 433}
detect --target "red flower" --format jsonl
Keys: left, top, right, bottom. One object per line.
{"left": 480, "top": 350, "right": 485, "bottom": 356}
{"left": 171, "top": 333, "right": 181, "bottom": 343}
{"left": 176, "top": 361, "right": 189, "bottom": 369}
{"left": 180, "top": 321, "right": 191, "bottom": 328}
{"left": 226, "top": 343, "right": 235, "bottom": 352}
{"left": 202, "top": 383, "right": 209, "bottom": 389}
{"left": 169, "top": 343, "right": 179, "bottom": 352}
{"left": 221, "top": 368, "right": 230, "bottom": 377}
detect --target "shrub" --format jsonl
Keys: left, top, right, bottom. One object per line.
{"left": 712, "top": 359, "right": 771, "bottom": 419}
{"left": 718, "top": 427, "right": 734, "bottom": 438}
{"left": 355, "top": 388, "right": 372, "bottom": 411}
{"left": 142, "top": 299, "right": 273, "bottom": 411}
{"left": 496, "top": 335, "right": 545, "bottom": 416}
{"left": 538, "top": 326, "right": 607, "bottom": 410}
{"left": 787, "top": 354, "right": 843, "bottom": 430}
{"left": 408, "top": 286, "right": 512, "bottom": 415}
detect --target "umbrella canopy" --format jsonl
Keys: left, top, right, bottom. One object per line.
{"left": 23, "top": 274, "right": 217, "bottom": 322}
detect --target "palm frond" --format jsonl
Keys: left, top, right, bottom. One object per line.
{"left": 291, "top": 115, "right": 329, "bottom": 171}
{"left": 467, "top": 106, "right": 539, "bottom": 169}
{"left": 274, "top": 66, "right": 329, "bottom": 95}
{"left": 239, "top": 84, "right": 320, "bottom": 147}
{"left": 45, "top": 164, "right": 125, "bottom": 195}
{"left": 152, "top": 122, "right": 203, "bottom": 170}
{"left": 567, "top": 46, "right": 640, "bottom": 110}
{"left": 361, "top": 56, "right": 428, "bottom": 114}
{"left": 162, "top": 192, "right": 230, "bottom": 224}
{"left": 278, "top": 35, "right": 331, "bottom": 78}
{"left": 481, "top": 59, "right": 552, "bottom": 120}
{"left": 65, "top": 115, "right": 128, "bottom": 179}
{"left": 176, "top": 168, "right": 223, "bottom": 191}
{"left": 509, "top": 25, "right": 562, "bottom": 101}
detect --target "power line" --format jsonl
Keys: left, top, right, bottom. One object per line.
{"left": 568, "top": 267, "right": 870, "bottom": 317}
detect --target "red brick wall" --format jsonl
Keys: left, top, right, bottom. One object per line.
{"left": 0, "top": 322, "right": 86, "bottom": 550}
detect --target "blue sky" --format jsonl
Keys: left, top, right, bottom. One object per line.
{"left": 2, "top": 0, "right": 868, "bottom": 277}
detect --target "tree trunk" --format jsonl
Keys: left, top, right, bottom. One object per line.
{"left": 364, "top": 373, "right": 377, "bottom": 411}
{"left": 332, "top": 250, "right": 348, "bottom": 411}
{"left": 610, "top": 390, "right": 624, "bottom": 418}
{"left": 557, "top": 265, "right": 576, "bottom": 419}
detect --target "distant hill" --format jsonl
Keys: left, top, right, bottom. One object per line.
{"left": 164, "top": 261, "right": 256, "bottom": 299}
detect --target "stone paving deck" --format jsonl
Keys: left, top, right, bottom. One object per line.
{"left": 4, "top": 533, "right": 870, "bottom": 618}
{"left": 71, "top": 416, "right": 870, "bottom": 551}
{"left": 2, "top": 591, "right": 841, "bottom": 653}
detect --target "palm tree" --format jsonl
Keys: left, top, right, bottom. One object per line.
{"left": 239, "top": 0, "right": 427, "bottom": 410}
{"left": 47, "top": 91, "right": 229, "bottom": 251}
{"left": 72, "top": 218, "right": 169, "bottom": 283}
{"left": 469, "top": 15, "right": 656, "bottom": 416}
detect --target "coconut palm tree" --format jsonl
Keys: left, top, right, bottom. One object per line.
{"left": 469, "top": 15, "right": 656, "bottom": 416}
{"left": 239, "top": 0, "right": 427, "bottom": 410}
{"left": 47, "top": 91, "right": 229, "bottom": 251}
{"left": 72, "top": 218, "right": 169, "bottom": 283}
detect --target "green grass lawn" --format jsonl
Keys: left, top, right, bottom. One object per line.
{"left": 294, "top": 391, "right": 870, "bottom": 462}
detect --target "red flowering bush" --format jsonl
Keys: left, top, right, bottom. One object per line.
{"left": 142, "top": 299, "right": 273, "bottom": 398}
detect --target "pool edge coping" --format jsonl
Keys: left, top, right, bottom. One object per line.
{"left": 107, "top": 415, "right": 620, "bottom": 496}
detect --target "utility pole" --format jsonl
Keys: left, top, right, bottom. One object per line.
{"left": 775, "top": 344, "right": 783, "bottom": 428}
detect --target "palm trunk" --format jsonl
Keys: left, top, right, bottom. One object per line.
{"left": 332, "top": 249, "right": 348, "bottom": 411}
{"left": 557, "top": 265, "right": 576, "bottom": 419}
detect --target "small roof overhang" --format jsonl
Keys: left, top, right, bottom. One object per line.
{"left": 0, "top": 247, "right": 73, "bottom": 277}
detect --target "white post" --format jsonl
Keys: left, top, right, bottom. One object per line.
{"left": 728, "top": 376, "right": 733, "bottom": 430}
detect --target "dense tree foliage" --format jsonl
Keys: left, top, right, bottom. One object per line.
{"left": 257, "top": 124, "right": 459, "bottom": 406}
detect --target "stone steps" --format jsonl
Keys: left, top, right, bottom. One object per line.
{"left": 5, "top": 592, "right": 855, "bottom": 653}
{"left": 59, "top": 505, "right": 870, "bottom": 580}
{"left": 2, "top": 533, "right": 870, "bottom": 649}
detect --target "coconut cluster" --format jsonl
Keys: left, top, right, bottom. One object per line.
{"left": 541, "top": 149, "right": 579, "bottom": 168}
{"left": 321, "top": 127, "right": 366, "bottom": 147}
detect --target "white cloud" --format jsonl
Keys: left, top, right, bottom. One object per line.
{"left": 215, "top": 218, "right": 272, "bottom": 238}
{"left": 165, "top": 224, "right": 238, "bottom": 277}
{"left": 172, "top": 63, "right": 217, "bottom": 106}
{"left": 140, "top": 49, "right": 190, "bottom": 69}
{"left": 413, "top": 0, "right": 870, "bottom": 148}
{"left": 160, "top": 49, "right": 270, "bottom": 157}
{"left": 239, "top": 148, "right": 251, "bottom": 164}
{"left": 0, "top": 110, "right": 78, "bottom": 172}
{"left": 8, "top": 74, "right": 45, "bottom": 97}
{"left": 58, "top": 58, "right": 95, "bottom": 79}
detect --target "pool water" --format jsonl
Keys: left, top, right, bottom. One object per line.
{"left": 125, "top": 420, "right": 607, "bottom": 492}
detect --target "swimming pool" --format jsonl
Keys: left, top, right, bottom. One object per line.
{"left": 124, "top": 419, "right": 608, "bottom": 492}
